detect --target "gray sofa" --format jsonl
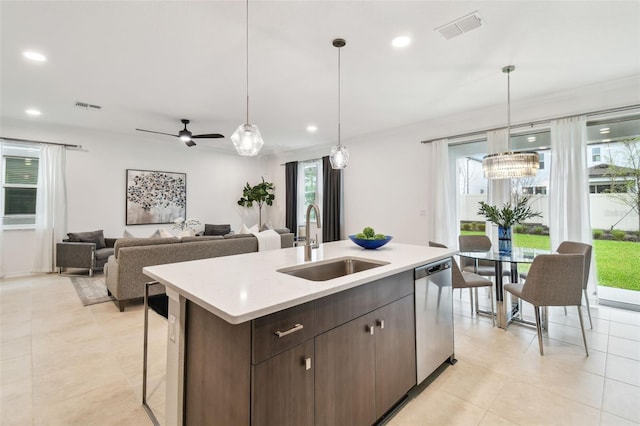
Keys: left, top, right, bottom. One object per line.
{"left": 105, "top": 232, "right": 294, "bottom": 311}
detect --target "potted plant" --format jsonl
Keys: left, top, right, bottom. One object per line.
{"left": 237, "top": 177, "right": 275, "bottom": 228}
{"left": 477, "top": 197, "right": 541, "bottom": 255}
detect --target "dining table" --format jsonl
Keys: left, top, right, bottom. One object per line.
{"left": 458, "top": 247, "right": 551, "bottom": 329}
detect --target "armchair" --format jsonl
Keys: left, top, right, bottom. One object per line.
{"left": 56, "top": 230, "right": 116, "bottom": 276}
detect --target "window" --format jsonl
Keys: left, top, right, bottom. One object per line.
{"left": 297, "top": 159, "right": 323, "bottom": 224}
{"left": 451, "top": 134, "right": 551, "bottom": 251}
{"left": 2, "top": 144, "right": 40, "bottom": 227}
{"left": 592, "top": 147, "right": 601, "bottom": 162}
{"left": 523, "top": 186, "right": 547, "bottom": 195}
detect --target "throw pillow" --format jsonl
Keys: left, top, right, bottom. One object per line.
{"left": 177, "top": 228, "right": 195, "bottom": 239}
{"left": 123, "top": 230, "right": 135, "bottom": 238}
{"left": 204, "top": 224, "right": 231, "bottom": 236}
{"left": 239, "top": 223, "right": 251, "bottom": 235}
{"left": 260, "top": 223, "right": 274, "bottom": 232}
{"left": 159, "top": 228, "right": 173, "bottom": 238}
{"left": 67, "top": 230, "right": 106, "bottom": 250}
{"left": 249, "top": 224, "right": 259, "bottom": 234}
{"left": 149, "top": 229, "right": 162, "bottom": 238}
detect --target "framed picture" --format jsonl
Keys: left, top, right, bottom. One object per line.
{"left": 126, "top": 169, "right": 186, "bottom": 225}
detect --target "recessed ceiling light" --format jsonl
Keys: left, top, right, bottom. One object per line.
{"left": 23, "top": 51, "right": 46, "bottom": 62}
{"left": 306, "top": 125, "right": 318, "bottom": 133}
{"left": 392, "top": 36, "right": 411, "bottom": 48}
{"left": 527, "top": 136, "right": 536, "bottom": 142}
{"left": 602, "top": 139, "right": 611, "bottom": 142}
{"left": 599, "top": 127, "right": 610, "bottom": 134}
{"left": 25, "top": 109, "right": 41, "bottom": 116}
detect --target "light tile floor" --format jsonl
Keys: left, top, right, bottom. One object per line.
{"left": 1, "top": 274, "right": 639, "bottom": 425}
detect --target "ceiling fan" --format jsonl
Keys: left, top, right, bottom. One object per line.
{"left": 136, "top": 119, "right": 224, "bottom": 147}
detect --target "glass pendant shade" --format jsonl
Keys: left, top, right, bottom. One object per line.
{"left": 330, "top": 38, "right": 349, "bottom": 169}
{"left": 482, "top": 151, "right": 540, "bottom": 179}
{"left": 329, "top": 144, "right": 349, "bottom": 169}
{"left": 231, "top": 123, "right": 264, "bottom": 156}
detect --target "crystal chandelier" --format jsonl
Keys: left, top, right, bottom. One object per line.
{"left": 231, "top": 0, "right": 264, "bottom": 156}
{"left": 329, "top": 38, "right": 349, "bottom": 169}
{"left": 482, "top": 65, "right": 539, "bottom": 179}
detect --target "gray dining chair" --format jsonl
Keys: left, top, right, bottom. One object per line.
{"left": 519, "top": 241, "right": 593, "bottom": 329}
{"left": 429, "top": 241, "right": 495, "bottom": 326}
{"left": 458, "top": 235, "right": 511, "bottom": 278}
{"left": 504, "top": 253, "right": 588, "bottom": 356}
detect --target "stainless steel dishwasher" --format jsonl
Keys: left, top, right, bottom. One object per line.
{"left": 415, "top": 257, "right": 456, "bottom": 384}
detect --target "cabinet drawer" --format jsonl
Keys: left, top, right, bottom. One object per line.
{"left": 315, "top": 270, "right": 413, "bottom": 334}
{"left": 252, "top": 301, "right": 315, "bottom": 364}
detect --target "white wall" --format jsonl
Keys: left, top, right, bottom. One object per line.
{"left": 1, "top": 119, "right": 269, "bottom": 277}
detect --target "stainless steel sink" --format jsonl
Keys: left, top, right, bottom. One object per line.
{"left": 277, "top": 256, "right": 389, "bottom": 282}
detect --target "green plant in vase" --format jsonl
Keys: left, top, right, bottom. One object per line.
{"left": 477, "top": 197, "right": 541, "bottom": 255}
{"left": 237, "top": 177, "right": 275, "bottom": 228}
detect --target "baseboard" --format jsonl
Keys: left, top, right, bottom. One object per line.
{"left": 598, "top": 285, "right": 640, "bottom": 312}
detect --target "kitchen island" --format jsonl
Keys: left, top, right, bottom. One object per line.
{"left": 144, "top": 240, "right": 456, "bottom": 426}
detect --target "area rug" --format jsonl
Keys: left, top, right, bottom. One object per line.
{"left": 70, "top": 275, "right": 115, "bottom": 306}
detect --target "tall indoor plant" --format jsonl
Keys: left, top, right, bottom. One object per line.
{"left": 477, "top": 197, "right": 541, "bottom": 255}
{"left": 237, "top": 177, "right": 275, "bottom": 228}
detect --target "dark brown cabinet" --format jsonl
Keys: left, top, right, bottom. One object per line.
{"left": 183, "top": 272, "right": 417, "bottom": 426}
{"left": 315, "top": 312, "right": 377, "bottom": 426}
{"left": 374, "top": 295, "right": 416, "bottom": 419}
{"left": 251, "top": 339, "right": 314, "bottom": 426}
{"left": 315, "top": 295, "right": 416, "bottom": 426}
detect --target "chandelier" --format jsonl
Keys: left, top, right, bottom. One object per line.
{"left": 482, "top": 65, "right": 539, "bottom": 179}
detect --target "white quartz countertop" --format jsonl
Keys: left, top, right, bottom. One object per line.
{"left": 143, "top": 240, "right": 456, "bottom": 324}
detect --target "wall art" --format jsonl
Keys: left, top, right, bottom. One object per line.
{"left": 126, "top": 169, "right": 186, "bottom": 225}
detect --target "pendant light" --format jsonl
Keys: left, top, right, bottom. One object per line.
{"left": 231, "top": 0, "right": 264, "bottom": 156}
{"left": 482, "top": 65, "right": 539, "bottom": 179}
{"left": 329, "top": 38, "right": 349, "bottom": 169}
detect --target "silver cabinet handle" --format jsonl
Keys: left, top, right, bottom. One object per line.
{"left": 304, "top": 357, "right": 312, "bottom": 370}
{"left": 367, "top": 325, "right": 375, "bottom": 335}
{"left": 274, "top": 323, "right": 304, "bottom": 338}
{"left": 377, "top": 319, "right": 385, "bottom": 329}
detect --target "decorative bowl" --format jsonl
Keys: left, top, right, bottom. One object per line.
{"left": 348, "top": 235, "right": 393, "bottom": 249}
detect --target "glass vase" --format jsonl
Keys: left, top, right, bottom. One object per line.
{"left": 498, "top": 226, "right": 512, "bottom": 256}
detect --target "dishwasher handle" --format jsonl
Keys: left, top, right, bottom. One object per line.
{"left": 415, "top": 258, "right": 451, "bottom": 280}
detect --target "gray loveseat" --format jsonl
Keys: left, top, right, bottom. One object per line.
{"left": 56, "top": 230, "right": 116, "bottom": 276}
{"left": 105, "top": 232, "right": 294, "bottom": 311}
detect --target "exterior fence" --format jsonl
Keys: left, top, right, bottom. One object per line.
{"left": 460, "top": 194, "right": 639, "bottom": 232}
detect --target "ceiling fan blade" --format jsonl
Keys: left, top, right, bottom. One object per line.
{"left": 185, "top": 140, "right": 197, "bottom": 147}
{"left": 136, "top": 128, "right": 178, "bottom": 138}
{"left": 191, "top": 133, "right": 225, "bottom": 139}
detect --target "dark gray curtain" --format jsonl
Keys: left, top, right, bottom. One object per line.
{"left": 285, "top": 161, "right": 298, "bottom": 234}
{"left": 322, "top": 156, "right": 342, "bottom": 242}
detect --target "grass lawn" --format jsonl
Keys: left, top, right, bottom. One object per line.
{"left": 461, "top": 231, "right": 640, "bottom": 291}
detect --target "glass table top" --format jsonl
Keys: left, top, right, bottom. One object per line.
{"left": 458, "top": 247, "right": 551, "bottom": 264}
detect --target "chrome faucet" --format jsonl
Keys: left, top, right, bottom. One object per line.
{"left": 304, "top": 203, "right": 321, "bottom": 261}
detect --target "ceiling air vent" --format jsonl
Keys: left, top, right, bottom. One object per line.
{"left": 435, "top": 11, "right": 483, "bottom": 40}
{"left": 74, "top": 101, "right": 102, "bottom": 110}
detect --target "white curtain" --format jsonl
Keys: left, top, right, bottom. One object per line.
{"left": 549, "top": 115, "right": 596, "bottom": 294}
{"left": 33, "top": 144, "right": 67, "bottom": 273}
{"left": 425, "top": 139, "right": 457, "bottom": 248}
{"left": 486, "top": 128, "right": 511, "bottom": 247}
